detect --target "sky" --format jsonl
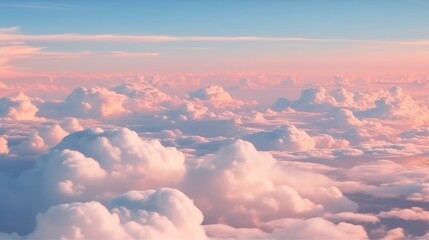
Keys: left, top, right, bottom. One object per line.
{"left": 1, "top": 0, "right": 429, "bottom": 78}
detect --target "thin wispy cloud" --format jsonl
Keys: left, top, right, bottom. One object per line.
{"left": 1, "top": 29, "right": 429, "bottom": 45}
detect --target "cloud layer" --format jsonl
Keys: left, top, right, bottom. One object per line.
{"left": 1, "top": 79, "right": 429, "bottom": 239}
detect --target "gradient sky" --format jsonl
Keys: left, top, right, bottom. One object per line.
{"left": 1, "top": 0, "right": 429, "bottom": 77}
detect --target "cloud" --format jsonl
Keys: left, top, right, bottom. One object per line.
{"left": 263, "top": 217, "right": 368, "bottom": 239}
{"left": 188, "top": 85, "right": 233, "bottom": 102}
{"left": 0, "top": 92, "right": 41, "bottom": 120}
{"left": 325, "top": 212, "right": 379, "bottom": 224}
{"left": 381, "top": 228, "right": 406, "bottom": 240}
{"left": 0, "top": 28, "right": 358, "bottom": 43}
{"left": 40, "top": 87, "right": 128, "bottom": 118}
{"left": 2, "top": 79, "right": 429, "bottom": 238}
{"left": 0, "top": 136, "right": 9, "bottom": 154}
{"left": 59, "top": 118, "right": 84, "bottom": 132}
{"left": 53, "top": 128, "right": 186, "bottom": 189}
{"left": 108, "top": 51, "right": 159, "bottom": 57}
{"left": 378, "top": 207, "right": 429, "bottom": 221}
{"left": 108, "top": 188, "right": 207, "bottom": 239}
{"left": 358, "top": 86, "right": 429, "bottom": 126}
{"left": 0, "top": 127, "right": 187, "bottom": 234}
{"left": 1, "top": 188, "right": 207, "bottom": 240}
{"left": 313, "top": 134, "right": 350, "bottom": 149}
{"left": 113, "top": 82, "right": 177, "bottom": 112}
{"left": 12, "top": 121, "right": 82, "bottom": 156}
{"left": 182, "top": 139, "right": 356, "bottom": 228}
{"left": 407, "top": 183, "right": 429, "bottom": 202}
{"left": 244, "top": 124, "right": 316, "bottom": 151}
{"left": 272, "top": 87, "right": 337, "bottom": 112}
{"left": 2, "top": 27, "right": 429, "bottom": 45}
{"left": 186, "top": 85, "right": 254, "bottom": 110}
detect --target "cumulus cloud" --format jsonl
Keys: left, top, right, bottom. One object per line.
{"left": 0, "top": 127, "right": 187, "bottom": 234}
{"left": 313, "top": 134, "right": 350, "bottom": 149}
{"left": 41, "top": 87, "right": 128, "bottom": 118}
{"left": 244, "top": 124, "right": 315, "bottom": 151}
{"left": 358, "top": 86, "right": 429, "bottom": 126}
{"left": 53, "top": 128, "right": 186, "bottom": 189}
{"left": 378, "top": 207, "right": 429, "bottom": 221}
{"left": 113, "top": 82, "right": 177, "bottom": 112}
{"left": 188, "top": 85, "right": 233, "bottom": 102}
{"left": 380, "top": 228, "right": 406, "bottom": 240}
{"left": 2, "top": 79, "right": 429, "bottom": 239}
{"left": 0, "top": 136, "right": 8, "bottom": 154}
{"left": 205, "top": 217, "right": 369, "bottom": 240}
{"left": 15, "top": 132, "right": 49, "bottom": 155}
{"left": 1, "top": 188, "right": 207, "bottom": 240}
{"left": 59, "top": 117, "right": 84, "bottom": 132}
{"left": 0, "top": 92, "right": 40, "bottom": 120}
{"left": 272, "top": 87, "right": 337, "bottom": 112}
{"left": 182, "top": 139, "right": 356, "bottom": 228}
{"left": 186, "top": 85, "right": 254, "bottom": 109}
{"left": 263, "top": 217, "right": 368, "bottom": 239}
{"left": 109, "top": 188, "right": 207, "bottom": 240}
{"left": 13, "top": 123, "right": 79, "bottom": 156}
{"left": 272, "top": 86, "right": 429, "bottom": 127}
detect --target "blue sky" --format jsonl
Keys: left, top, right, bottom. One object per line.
{"left": 1, "top": 1, "right": 429, "bottom": 76}
{"left": 1, "top": 0, "right": 429, "bottom": 39}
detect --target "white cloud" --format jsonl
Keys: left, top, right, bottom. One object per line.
{"left": 59, "top": 118, "right": 84, "bottom": 132}
{"left": 182, "top": 140, "right": 356, "bottom": 228}
{"left": 1, "top": 188, "right": 207, "bottom": 240}
{"left": 263, "top": 217, "right": 368, "bottom": 239}
{"left": 188, "top": 85, "right": 233, "bottom": 102}
{"left": 47, "top": 87, "right": 128, "bottom": 118}
{"left": 245, "top": 124, "right": 315, "bottom": 151}
{"left": 109, "top": 188, "right": 207, "bottom": 239}
{"left": 53, "top": 128, "right": 186, "bottom": 189}
{"left": 358, "top": 87, "right": 429, "bottom": 126}
{"left": 113, "top": 83, "right": 176, "bottom": 112}
{"left": 0, "top": 92, "right": 40, "bottom": 120}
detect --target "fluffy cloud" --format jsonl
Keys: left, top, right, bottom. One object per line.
{"left": 0, "top": 92, "right": 40, "bottom": 120}
{"left": 358, "top": 87, "right": 429, "bottom": 126}
{"left": 272, "top": 87, "right": 337, "bottom": 112}
{"left": 206, "top": 217, "right": 368, "bottom": 239}
{"left": 0, "top": 127, "right": 187, "bottom": 234}
{"left": 188, "top": 85, "right": 233, "bottom": 102}
{"left": 378, "top": 207, "right": 429, "bottom": 221}
{"left": 59, "top": 118, "right": 84, "bottom": 132}
{"left": 313, "top": 134, "right": 350, "bottom": 149}
{"left": 244, "top": 124, "right": 315, "bottom": 151}
{"left": 53, "top": 128, "right": 186, "bottom": 189}
{"left": 182, "top": 140, "right": 356, "bottom": 228}
{"left": 0, "top": 136, "right": 8, "bottom": 154}
{"left": 1, "top": 188, "right": 207, "bottom": 240}
{"left": 109, "top": 188, "right": 206, "bottom": 239}
{"left": 264, "top": 217, "right": 368, "bottom": 239}
{"left": 46, "top": 87, "right": 128, "bottom": 118}
{"left": 272, "top": 86, "right": 429, "bottom": 127}
{"left": 13, "top": 122, "right": 80, "bottom": 156}
{"left": 113, "top": 83, "right": 176, "bottom": 112}
{"left": 186, "top": 85, "right": 253, "bottom": 110}
{"left": 2, "top": 80, "right": 429, "bottom": 238}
